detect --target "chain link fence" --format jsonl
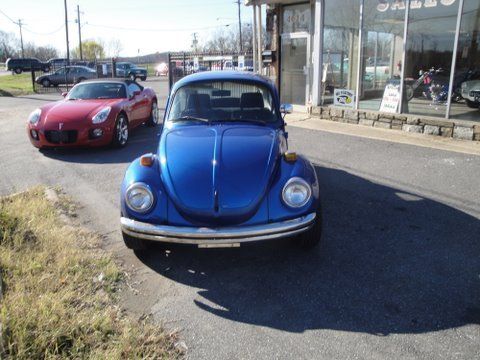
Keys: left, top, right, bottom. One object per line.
{"left": 31, "top": 58, "right": 155, "bottom": 94}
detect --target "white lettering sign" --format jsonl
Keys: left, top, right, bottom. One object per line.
{"left": 334, "top": 89, "right": 355, "bottom": 108}
{"left": 380, "top": 84, "right": 401, "bottom": 113}
{"left": 238, "top": 55, "right": 245, "bottom": 71}
{"left": 377, "top": 0, "right": 456, "bottom": 11}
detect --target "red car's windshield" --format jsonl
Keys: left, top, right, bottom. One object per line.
{"left": 67, "top": 83, "right": 126, "bottom": 100}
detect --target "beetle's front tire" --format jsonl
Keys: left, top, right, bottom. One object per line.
{"left": 122, "top": 232, "right": 149, "bottom": 250}
{"left": 297, "top": 210, "right": 322, "bottom": 249}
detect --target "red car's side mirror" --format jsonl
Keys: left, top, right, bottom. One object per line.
{"left": 61, "top": 92, "right": 68, "bottom": 97}
{"left": 133, "top": 90, "right": 141, "bottom": 97}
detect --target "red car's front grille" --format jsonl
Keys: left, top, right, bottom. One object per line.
{"left": 44, "top": 130, "right": 78, "bottom": 144}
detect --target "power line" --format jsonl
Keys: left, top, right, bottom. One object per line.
{"left": 22, "top": 24, "right": 64, "bottom": 36}
{"left": 0, "top": 9, "right": 25, "bottom": 57}
{"left": 85, "top": 22, "right": 234, "bottom": 33}
{"left": 0, "top": 8, "right": 16, "bottom": 24}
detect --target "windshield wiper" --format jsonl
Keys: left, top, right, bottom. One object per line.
{"left": 225, "top": 119, "right": 267, "bottom": 126}
{"left": 169, "top": 115, "right": 210, "bottom": 123}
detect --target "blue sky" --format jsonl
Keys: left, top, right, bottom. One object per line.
{"left": 0, "top": 0, "right": 254, "bottom": 56}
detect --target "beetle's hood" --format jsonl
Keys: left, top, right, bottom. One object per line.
{"left": 41, "top": 99, "right": 117, "bottom": 126}
{"left": 160, "top": 125, "right": 279, "bottom": 225}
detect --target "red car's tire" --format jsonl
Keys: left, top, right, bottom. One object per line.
{"left": 146, "top": 101, "right": 159, "bottom": 127}
{"left": 111, "top": 114, "right": 129, "bottom": 148}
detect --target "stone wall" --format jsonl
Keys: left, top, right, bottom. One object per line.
{"left": 311, "top": 106, "right": 480, "bottom": 142}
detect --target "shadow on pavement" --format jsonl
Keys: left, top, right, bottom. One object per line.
{"left": 39, "top": 123, "right": 163, "bottom": 164}
{"left": 136, "top": 166, "right": 480, "bottom": 335}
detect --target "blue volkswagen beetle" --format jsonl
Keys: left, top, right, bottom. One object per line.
{"left": 120, "top": 71, "right": 322, "bottom": 250}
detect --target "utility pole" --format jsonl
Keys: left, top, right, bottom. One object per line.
{"left": 64, "top": 0, "right": 70, "bottom": 64}
{"left": 17, "top": 19, "right": 24, "bottom": 58}
{"left": 236, "top": 0, "right": 242, "bottom": 52}
{"left": 191, "top": 32, "right": 198, "bottom": 52}
{"left": 76, "top": 5, "right": 83, "bottom": 60}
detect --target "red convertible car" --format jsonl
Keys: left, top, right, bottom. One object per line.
{"left": 27, "top": 79, "right": 158, "bottom": 149}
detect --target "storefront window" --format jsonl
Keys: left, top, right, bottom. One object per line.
{"left": 404, "top": 0, "right": 459, "bottom": 118}
{"left": 281, "top": 3, "right": 311, "bottom": 107}
{"left": 452, "top": 0, "right": 480, "bottom": 122}
{"left": 322, "top": 1, "right": 360, "bottom": 106}
{"left": 359, "top": 0, "right": 405, "bottom": 111}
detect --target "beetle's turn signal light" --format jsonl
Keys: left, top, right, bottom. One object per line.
{"left": 140, "top": 154, "right": 154, "bottom": 167}
{"left": 284, "top": 152, "right": 297, "bottom": 162}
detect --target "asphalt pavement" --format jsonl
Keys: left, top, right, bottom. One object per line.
{"left": 0, "top": 78, "right": 479, "bottom": 359}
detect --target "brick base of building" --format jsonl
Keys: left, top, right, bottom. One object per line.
{"left": 310, "top": 106, "right": 480, "bottom": 142}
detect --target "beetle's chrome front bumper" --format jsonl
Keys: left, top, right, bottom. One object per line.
{"left": 121, "top": 213, "right": 316, "bottom": 248}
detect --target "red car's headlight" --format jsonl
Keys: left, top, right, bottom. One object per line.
{"left": 92, "top": 107, "right": 111, "bottom": 124}
{"left": 28, "top": 108, "right": 41, "bottom": 125}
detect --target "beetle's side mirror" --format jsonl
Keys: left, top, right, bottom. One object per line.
{"left": 61, "top": 92, "right": 68, "bottom": 97}
{"left": 280, "top": 103, "right": 293, "bottom": 116}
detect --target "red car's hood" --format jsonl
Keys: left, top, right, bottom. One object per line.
{"left": 41, "top": 99, "right": 117, "bottom": 127}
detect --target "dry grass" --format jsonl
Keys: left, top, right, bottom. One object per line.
{"left": 0, "top": 187, "right": 181, "bottom": 359}
{"left": 0, "top": 73, "right": 34, "bottom": 96}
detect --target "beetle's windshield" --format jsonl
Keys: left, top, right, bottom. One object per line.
{"left": 167, "top": 81, "right": 277, "bottom": 124}
{"left": 67, "top": 83, "right": 126, "bottom": 100}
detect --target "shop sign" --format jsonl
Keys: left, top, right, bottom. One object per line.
{"left": 193, "top": 57, "right": 199, "bottom": 71}
{"left": 377, "top": 0, "right": 456, "bottom": 12}
{"left": 334, "top": 89, "right": 355, "bottom": 108}
{"left": 283, "top": 4, "right": 310, "bottom": 33}
{"left": 238, "top": 55, "right": 245, "bottom": 70}
{"left": 380, "top": 84, "right": 401, "bottom": 113}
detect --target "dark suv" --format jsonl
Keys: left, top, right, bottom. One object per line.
{"left": 115, "top": 62, "right": 147, "bottom": 81}
{"left": 5, "top": 58, "right": 50, "bottom": 74}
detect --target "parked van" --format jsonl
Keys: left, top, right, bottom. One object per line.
{"left": 5, "top": 58, "right": 50, "bottom": 74}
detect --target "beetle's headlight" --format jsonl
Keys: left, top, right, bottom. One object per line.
{"left": 92, "top": 107, "right": 111, "bottom": 124}
{"left": 28, "top": 108, "right": 41, "bottom": 125}
{"left": 282, "top": 177, "right": 312, "bottom": 208}
{"left": 125, "top": 183, "right": 154, "bottom": 213}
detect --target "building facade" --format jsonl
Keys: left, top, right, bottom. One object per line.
{"left": 247, "top": 0, "right": 480, "bottom": 140}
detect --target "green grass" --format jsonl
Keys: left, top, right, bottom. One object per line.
{"left": 0, "top": 73, "right": 34, "bottom": 96}
{"left": 0, "top": 187, "right": 182, "bottom": 359}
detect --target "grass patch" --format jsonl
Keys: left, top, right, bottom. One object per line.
{"left": 0, "top": 187, "right": 181, "bottom": 359}
{"left": 0, "top": 73, "right": 34, "bottom": 96}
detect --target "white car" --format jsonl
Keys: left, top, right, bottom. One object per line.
{"left": 155, "top": 62, "right": 168, "bottom": 76}
{"left": 461, "top": 80, "right": 480, "bottom": 108}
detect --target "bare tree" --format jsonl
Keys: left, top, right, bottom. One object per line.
{"left": 23, "top": 42, "right": 58, "bottom": 60}
{"left": 200, "top": 23, "right": 264, "bottom": 53}
{"left": 106, "top": 38, "right": 123, "bottom": 57}
{"left": 0, "top": 30, "right": 19, "bottom": 61}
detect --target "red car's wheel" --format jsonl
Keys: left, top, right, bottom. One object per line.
{"left": 146, "top": 101, "right": 159, "bottom": 127}
{"left": 112, "top": 114, "right": 129, "bottom": 148}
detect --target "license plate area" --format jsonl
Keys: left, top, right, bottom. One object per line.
{"left": 45, "top": 130, "right": 77, "bottom": 144}
{"left": 198, "top": 243, "right": 240, "bottom": 248}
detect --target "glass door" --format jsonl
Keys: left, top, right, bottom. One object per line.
{"left": 281, "top": 33, "right": 309, "bottom": 110}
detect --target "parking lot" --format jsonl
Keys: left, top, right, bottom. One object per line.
{"left": 0, "top": 77, "right": 479, "bottom": 359}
